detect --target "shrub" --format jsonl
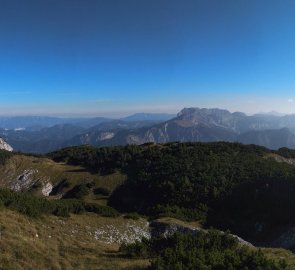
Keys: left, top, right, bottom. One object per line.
{"left": 124, "top": 212, "right": 141, "bottom": 220}
{"left": 0, "top": 150, "right": 13, "bottom": 165}
{"left": 93, "top": 187, "right": 111, "bottom": 196}
{"left": 121, "top": 231, "right": 287, "bottom": 270}
{"left": 63, "top": 183, "right": 91, "bottom": 199}
{"left": 0, "top": 188, "right": 118, "bottom": 218}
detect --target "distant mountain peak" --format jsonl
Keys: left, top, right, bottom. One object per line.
{"left": 232, "top": 111, "right": 247, "bottom": 117}
{"left": 177, "top": 107, "right": 232, "bottom": 117}
{"left": 122, "top": 113, "right": 175, "bottom": 122}
{"left": 255, "top": 111, "right": 287, "bottom": 117}
{"left": 175, "top": 107, "right": 240, "bottom": 129}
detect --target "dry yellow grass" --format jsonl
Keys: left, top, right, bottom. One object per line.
{"left": 154, "top": 217, "right": 203, "bottom": 228}
{"left": 1, "top": 209, "right": 295, "bottom": 270}
{"left": 0, "top": 209, "right": 149, "bottom": 270}
{"left": 262, "top": 248, "right": 295, "bottom": 270}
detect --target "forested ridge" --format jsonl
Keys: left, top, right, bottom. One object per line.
{"left": 50, "top": 142, "right": 295, "bottom": 243}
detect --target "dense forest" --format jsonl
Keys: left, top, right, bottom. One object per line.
{"left": 49, "top": 142, "right": 295, "bottom": 243}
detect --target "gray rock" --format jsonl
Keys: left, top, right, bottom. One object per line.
{"left": 41, "top": 182, "right": 53, "bottom": 196}
{"left": 0, "top": 138, "right": 13, "bottom": 152}
{"left": 11, "top": 169, "right": 38, "bottom": 192}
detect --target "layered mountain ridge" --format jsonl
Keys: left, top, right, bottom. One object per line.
{"left": 2, "top": 108, "right": 295, "bottom": 153}
{"left": 73, "top": 107, "right": 295, "bottom": 150}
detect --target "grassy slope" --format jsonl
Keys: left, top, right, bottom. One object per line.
{"left": 1, "top": 151, "right": 295, "bottom": 269}
{"left": 1, "top": 208, "right": 295, "bottom": 270}
{"left": 263, "top": 248, "right": 295, "bottom": 270}
{"left": 0, "top": 154, "right": 147, "bottom": 269}
{"left": 0, "top": 209, "right": 149, "bottom": 270}
{"left": 0, "top": 154, "right": 126, "bottom": 201}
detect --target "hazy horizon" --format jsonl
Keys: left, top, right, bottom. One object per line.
{"left": 0, "top": 107, "right": 291, "bottom": 119}
{"left": 1, "top": 0, "right": 295, "bottom": 115}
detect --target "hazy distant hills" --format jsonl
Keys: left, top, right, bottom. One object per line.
{"left": 237, "top": 128, "right": 295, "bottom": 150}
{"left": 77, "top": 108, "right": 295, "bottom": 150}
{"left": 66, "top": 120, "right": 164, "bottom": 147}
{"left": 0, "top": 116, "right": 87, "bottom": 130}
{"left": 173, "top": 108, "right": 295, "bottom": 134}
{"left": 0, "top": 113, "right": 173, "bottom": 153}
{"left": 0, "top": 113, "right": 175, "bottom": 130}
{"left": 121, "top": 113, "right": 175, "bottom": 122}
{"left": 3, "top": 108, "right": 295, "bottom": 153}
{"left": 80, "top": 108, "right": 295, "bottom": 149}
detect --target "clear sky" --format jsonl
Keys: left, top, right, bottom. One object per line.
{"left": 1, "top": 0, "right": 295, "bottom": 116}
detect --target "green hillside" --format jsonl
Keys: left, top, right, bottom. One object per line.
{"left": 49, "top": 142, "right": 295, "bottom": 245}
{"left": 2, "top": 143, "right": 295, "bottom": 269}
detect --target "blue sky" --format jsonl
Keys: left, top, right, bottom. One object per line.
{"left": 1, "top": 0, "right": 295, "bottom": 116}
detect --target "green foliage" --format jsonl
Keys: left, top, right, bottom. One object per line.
{"left": 121, "top": 231, "right": 286, "bottom": 270}
{"left": 50, "top": 178, "right": 71, "bottom": 195}
{"left": 276, "top": 147, "right": 295, "bottom": 158}
{"left": 93, "top": 187, "right": 111, "bottom": 196}
{"left": 0, "top": 150, "right": 13, "bottom": 165}
{"left": 153, "top": 205, "right": 207, "bottom": 221}
{"left": 0, "top": 188, "right": 119, "bottom": 218}
{"left": 208, "top": 176, "right": 295, "bottom": 241}
{"left": 124, "top": 212, "right": 141, "bottom": 220}
{"left": 83, "top": 203, "right": 119, "bottom": 217}
{"left": 64, "top": 183, "right": 91, "bottom": 199}
{"left": 49, "top": 144, "right": 139, "bottom": 174}
{"left": 49, "top": 142, "right": 295, "bottom": 240}
{"left": 120, "top": 237, "right": 151, "bottom": 259}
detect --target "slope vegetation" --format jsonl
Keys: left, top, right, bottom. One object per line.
{"left": 2, "top": 143, "right": 295, "bottom": 268}
{"left": 0, "top": 209, "right": 149, "bottom": 270}
{"left": 50, "top": 142, "right": 295, "bottom": 248}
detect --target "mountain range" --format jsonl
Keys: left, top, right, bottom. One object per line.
{"left": 2, "top": 108, "right": 295, "bottom": 153}
{"left": 0, "top": 113, "right": 175, "bottom": 130}
{"left": 64, "top": 108, "right": 295, "bottom": 151}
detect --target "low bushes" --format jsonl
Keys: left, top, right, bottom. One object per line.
{"left": 0, "top": 188, "right": 118, "bottom": 218}
{"left": 120, "top": 231, "right": 287, "bottom": 270}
